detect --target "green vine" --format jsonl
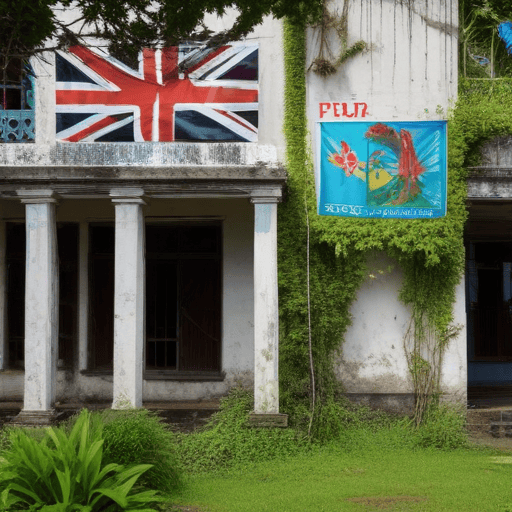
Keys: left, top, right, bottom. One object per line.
{"left": 281, "top": 17, "right": 474, "bottom": 430}
{"left": 310, "top": 0, "right": 366, "bottom": 76}
{"left": 280, "top": 20, "right": 367, "bottom": 436}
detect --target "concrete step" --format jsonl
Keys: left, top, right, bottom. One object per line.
{"left": 467, "top": 408, "right": 512, "bottom": 438}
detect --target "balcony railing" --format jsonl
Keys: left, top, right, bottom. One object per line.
{"left": 0, "top": 110, "right": 35, "bottom": 142}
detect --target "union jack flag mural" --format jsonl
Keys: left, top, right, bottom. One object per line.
{"left": 55, "top": 43, "right": 258, "bottom": 142}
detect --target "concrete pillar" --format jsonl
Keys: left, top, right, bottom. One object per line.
{"left": 78, "top": 222, "right": 88, "bottom": 371}
{"left": 0, "top": 222, "right": 7, "bottom": 370}
{"left": 17, "top": 190, "right": 59, "bottom": 424}
{"left": 31, "top": 52, "right": 56, "bottom": 146}
{"left": 110, "top": 189, "right": 145, "bottom": 409}
{"left": 249, "top": 192, "right": 286, "bottom": 426}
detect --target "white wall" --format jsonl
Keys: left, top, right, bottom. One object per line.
{"left": 306, "top": 0, "right": 465, "bottom": 403}
{"left": 337, "top": 254, "right": 411, "bottom": 394}
{"left": 339, "top": 254, "right": 467, "bottom": 403}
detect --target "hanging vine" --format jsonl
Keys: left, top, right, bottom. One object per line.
{"left": 281, "top": 3, "right": 474, "bottom": 429}
{"left": 310, "top": 0, "right": 367, "bottom": 76}
{"left": 281, "top": 19, "right": 367, "bottom": 437}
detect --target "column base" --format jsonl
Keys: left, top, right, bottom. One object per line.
{"left": 248, "top": 412, "right": 288, "bottom": 427}
{"left": 11, "top": 409, "right": 56, "bottom": 426}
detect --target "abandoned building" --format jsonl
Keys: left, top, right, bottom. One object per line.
{"left": 0, "top": 15, "right": 287, "bottom": 424}
{"left": 1, "top": 0, "right": 511, "bottom": 424}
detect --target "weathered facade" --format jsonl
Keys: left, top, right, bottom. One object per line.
{"left": 466, "top": 137, "right": 512, "bottom": 390}
{"left": 306, "top": 0, "right": 466, "bottom": 412}
{"left": 5, "top": 0, "right": 507, "bottom": 420}
{"left": 0, "top": 16, "right": 288, "bottom": 424}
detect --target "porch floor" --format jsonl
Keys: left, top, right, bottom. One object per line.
{"left": 0, "top": 399, "right": 221, "bottom": 432}
{"left": 468, "top": 385, "right": 512, "bottom": 409}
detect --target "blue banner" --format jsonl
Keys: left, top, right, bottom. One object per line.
{"left": 318, "top": 121, "right": 447, "bottom": 218}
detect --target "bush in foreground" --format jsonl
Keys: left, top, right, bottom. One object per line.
{"left": 0, "top": 409, "right": 161, "bottom": 511}
{"left": 412, "top": 402, "right": 468, "bottom": 450}
{"left": 176, "top": 387, "right": 469, "bottom": 475}
{"left": 93, "top": 408, "right": 183, "bottom": 495}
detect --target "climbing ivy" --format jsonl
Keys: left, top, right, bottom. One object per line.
{"left": 280, "top": 18, "right": 474, "bottom": 430}
{"left": 280, "top": 20, "right": 367, "bottom": 436}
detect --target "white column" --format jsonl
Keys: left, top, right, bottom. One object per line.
{"left": 78, "top": 222, "right": 88, "bottom": 371}
{"left": 251, "top": 196, "right": 280, "bottom": 414}
{"left": 0, "top": 222, "right": 7, "bottom": 370}
{"left": 31, "top": 52, "right": 56, "bottom": 146}
{"left": 111, "top": 189, "right": 145, "bottom": 409}
{"left": 18, "top": 190, "right": 59, "bottom": 416}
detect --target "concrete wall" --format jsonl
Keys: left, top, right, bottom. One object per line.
{"left": 339, "top": 254, "right": 467, "bottom": 409}
{"left": 306, "top": 0, "right": 458, "bottom": 118}
{"left": 306, "top": 0, "right": 465, "bottom": 406}
{"left": 307, "top": 0, "right": 458, "bottom": 192}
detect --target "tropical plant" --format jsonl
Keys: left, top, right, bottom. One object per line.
{"left": 460, "top": 0, "right": 512, "bottom": 78}
{"left": 0, "top": 409, "right": 162, "bottom": 511}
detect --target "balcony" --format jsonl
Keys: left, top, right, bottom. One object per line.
{"left": 0, "top": 110, "right": 35, "bottom": 143}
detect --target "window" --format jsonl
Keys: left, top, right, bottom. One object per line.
{"left": 0, "top": 58, "right": 35, "bottom": 142}
{"left": 88, "top": 223, "right": 222, "bottom": 374}
{"left": 146, "top": 224, "right": 222, "bottom": 372}
{"left": 467, "top": 241, "right": 512, "bottom": 359}
{"left": 6, "top": 223, "right": 78, "bottom": 368}
{"left": 89, "top": 224, "right": 115, "bottom": 370}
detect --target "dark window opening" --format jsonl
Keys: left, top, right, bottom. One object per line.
{"left": 467, "top": 241, "right": 512, "bottom": 360}
{"left": 1, "top": 58, "right": 34, "bottom": 110}
{"left": 6, "top": 222, "right": 78, "bottom": 369}
{"left": 6, "top": 223, "right": 25, "bottom": 368}
{"left": 89, "top": 224, "right": 115, "bottom": 370}
{"left": 58, "top": 224, "right": 78, "bottom": 366}
{"left": 146, "top": 261, "right": 178, "bottom": 369}
{"left": 146, "top": 224, "right": 221, "bottom": 372}
{"left": 87, "top": 223, "right": 222, "bottom": 374}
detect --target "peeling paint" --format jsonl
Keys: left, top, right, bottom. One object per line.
{"left": 255, "top": 203, "right": 272, "bottom": 233}
{"left": 261, "top": 347, "right": 273, "bottom": 362}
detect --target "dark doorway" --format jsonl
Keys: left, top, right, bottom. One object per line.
{"left": 145, "top": 224, "right": 222, "bottom": 373}
{"left": 6, "top": 222, "right": 78, "bottom": 369}
{"left": 89, "top": 224, "right": 115, "bottom": 369}
{"left": 467, "top": 241, "right": 512, "bottom": 360}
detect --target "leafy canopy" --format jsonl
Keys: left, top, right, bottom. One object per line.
{"left": 0, "top": 0, "right": 322, "bottom": 66}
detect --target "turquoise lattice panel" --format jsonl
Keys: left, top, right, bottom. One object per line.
{"left": 0, "top": 110, "right": 35, "bottom": 142}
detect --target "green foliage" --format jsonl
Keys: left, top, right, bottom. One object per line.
{"left": 0, "top": 0, "right": 323, "bottom": 68}
{"left": 460, "top": 0, "right": 512, "bottom": 78}
{"left": 412, "top": 403, "right": 468, "bottom": 450}
{"left": 91, "top": 408, "right": 182, "bottom": 495}
{"left": 0, "top": 409, "right": 161, "bottom": 511}
{"left": 281, "top": 16, "right": 469, "bottom": 429}
{"left": 280, "top": 18, "right": 367, "bottom": 434}
{"left": 176, "top": 387, "right": 309, "bottom": 473}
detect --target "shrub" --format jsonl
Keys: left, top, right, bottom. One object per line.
{"left": 0, "top": 409, "right": 161, "bottom": 511}
{"left": 412, "top": 403, "right": 468, "bottom": 450}
{"left": 176, "top": 387, "right": 309, "bottom": 473}
{"left": 92, "top": 408, "right": 182, "bottom": 495}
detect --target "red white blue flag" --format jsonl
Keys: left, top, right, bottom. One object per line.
{"left": 55, "top": 44, "right": 258, "bottom": 142}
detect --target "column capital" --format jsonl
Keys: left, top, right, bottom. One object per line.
{"left": 110, "top": 188, "right": 146, "bottom": 205}
{"left": 250, "top": 188, "right": 283, "bottom": 204}
{"left": 17, "top": 189, "right": 59, "bottom": 204}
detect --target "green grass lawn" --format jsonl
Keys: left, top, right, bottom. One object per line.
{"left": 171, "top": 443, "right": 512, "bottom": 512}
